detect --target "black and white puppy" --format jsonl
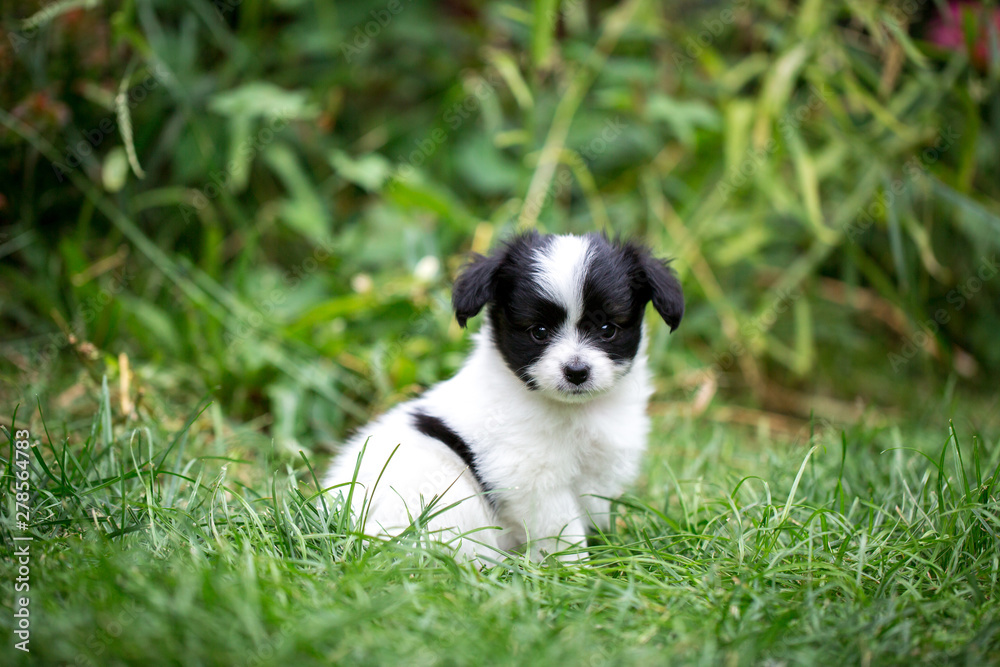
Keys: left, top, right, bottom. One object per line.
{"left": 323, "top": 232, "right": 683, "bottom": 561}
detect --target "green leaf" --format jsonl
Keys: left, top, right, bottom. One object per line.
{"left": 264, "top": 143, "right": 331, "bottom": 245}
{"left": 329, "top": 150, "right": 393, "bottom": 192}
{"left": 118, "top": 295, "right": 182, "bottom": 355}
{"left": 532, "top": 0, "right": 560, "bottom": 69}
{"left": 453, "top": 135, "right": 520, "bottom": 196}
{"left": 208, "top": 82, "right": 319, "bottom": 121}
{"left": 645, "top": 94, "right": 721, "bottom": 146}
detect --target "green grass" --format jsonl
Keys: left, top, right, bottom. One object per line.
{"left": 3, "top": 388, "right": 998, "bottom": 666}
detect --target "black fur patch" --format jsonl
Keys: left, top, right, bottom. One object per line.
{"left": 452, "top": 232, "right": 559, "bottom": 388}
{"left": 637, "top": 252, "right": 684, "bottom": 331}
{"left": 411, "top": 409, "right": 494, "bottom": 505}
{"left": 490, "top": 234, "right": 565, "bottom": 388}
{"left": 584, "top": 233, "right": 684, "bottom": 332}
{"left": 579, "top": 235, "right": 648, "bottom": 364}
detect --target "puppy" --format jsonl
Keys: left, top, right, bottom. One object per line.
{"left": 323, "top": 232, "right": 683, "bottom": 561}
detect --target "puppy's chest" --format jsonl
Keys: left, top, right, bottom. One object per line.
{"left": 487, "top": 411, "right": 641, "bottom": 486}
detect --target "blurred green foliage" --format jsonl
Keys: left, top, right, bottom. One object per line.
{"left": 2, "top": 0, "right": 999, "bottom": 449}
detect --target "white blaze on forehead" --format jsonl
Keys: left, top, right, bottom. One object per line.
{"left": 533, "top": 235, "right": 590, "bottom": 324}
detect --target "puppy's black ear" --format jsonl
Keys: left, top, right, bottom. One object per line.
{"left": 452, "top": 253, "right": 502, "bottom": 327}
{"left": 637, "top": 252, "right": 684, "bottom": 332}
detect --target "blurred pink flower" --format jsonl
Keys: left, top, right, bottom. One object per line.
{"left": 928, "top": 1, "right": 1000, "bottom": 68}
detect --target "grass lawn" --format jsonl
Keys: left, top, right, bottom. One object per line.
{"left": 3, "top": 387, "right": 998, "bottom": 666}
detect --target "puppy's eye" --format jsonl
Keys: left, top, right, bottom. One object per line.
{"left": 528, "top": 325, "right": 550, "bottom": 342}
{"left": 599, "top": 323, "right": 619, "bottom": 341}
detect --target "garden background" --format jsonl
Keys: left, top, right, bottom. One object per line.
{"left": 1, "top": 0, "right": 999, "bottom": 664}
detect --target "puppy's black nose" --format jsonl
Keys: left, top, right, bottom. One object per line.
{"left": 562, "top": 360, "right": 590, "bottom": 385}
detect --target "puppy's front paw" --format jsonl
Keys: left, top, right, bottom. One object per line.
{"left": 556, "top": 548, "right": 589, "bottom": 563}
{"left": 531, "top": 538, "right": 589, "bottom": 564}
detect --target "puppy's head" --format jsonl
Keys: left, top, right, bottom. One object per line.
{"left": 452, "top": 232, "right": 683, "bottom": 402}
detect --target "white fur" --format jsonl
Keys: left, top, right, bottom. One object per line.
{"left": 534, "top": 235, "right": 589, "bottom": 323}
{"left": 323, "top": 235, "right": 655, "bottom": 563}
{"left": 528, "top": 326, "right": 626, "bottom": 401}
